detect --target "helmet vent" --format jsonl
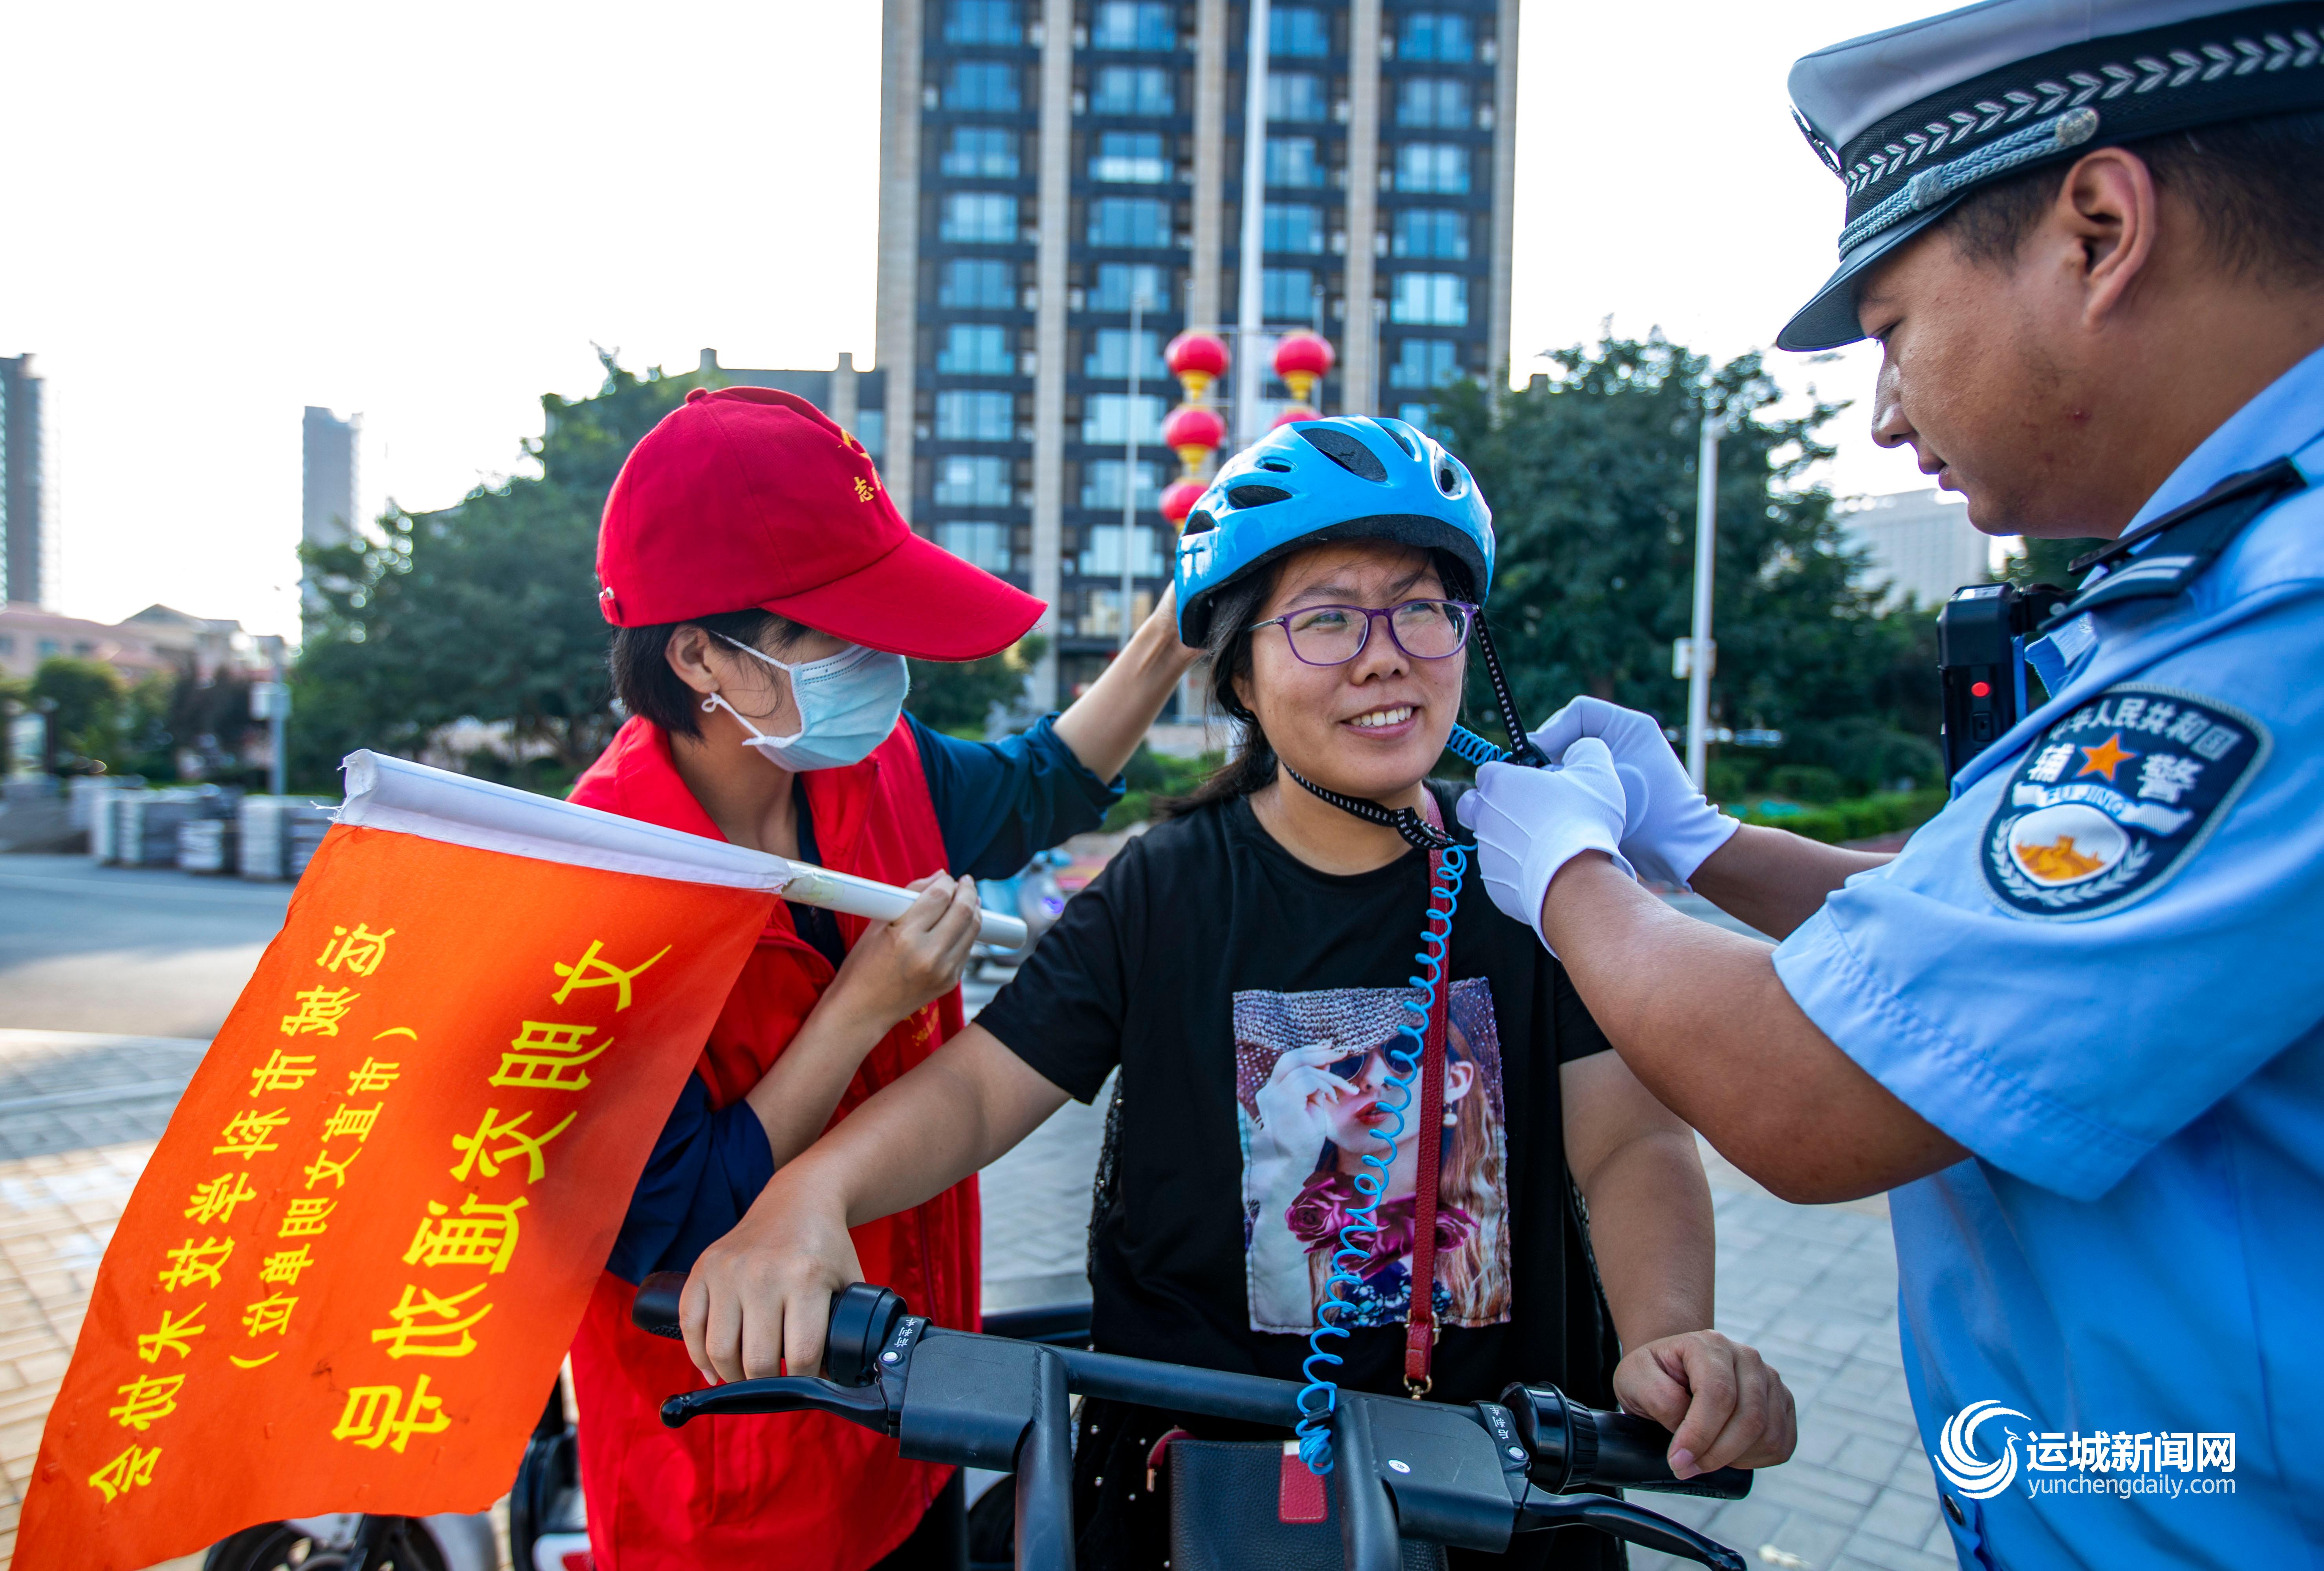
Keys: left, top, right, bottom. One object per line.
{"left": 1226, "top": 483, "right": 1293, "bottom": 508}
{"left": 1182, "top": 509, "right": 1217, "bottom": 536}
{"left": 1378, "top": 421, "right": 1419, "bottom": 458}
{"left": 1258, "top": 458, "right": 1294, "bottom": 472}
{"left": 1438, "top": 466, "right": 1459, "bottom": 494}
{"left": 1295, "top": 425, "right": 1389, "bottom": 483}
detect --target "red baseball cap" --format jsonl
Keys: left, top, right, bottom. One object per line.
{"left": 595, "top": 386, "right": 1043, "bottom": 660}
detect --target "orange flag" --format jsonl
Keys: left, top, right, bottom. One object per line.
{"left": 16, "top": 787, "right": 775, "bottom": 1569}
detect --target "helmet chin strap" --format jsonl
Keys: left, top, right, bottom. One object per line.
{"left": 1278, "top": 619, "right": 1545, "bottom": 853}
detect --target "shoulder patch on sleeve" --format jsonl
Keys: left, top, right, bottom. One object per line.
{"left": 1983, "top": 685, "right": 2271, "bottom": 921}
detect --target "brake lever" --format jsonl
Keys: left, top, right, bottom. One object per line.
{"left": 659, "top": 1376, "right": 893, "bottom": 1432}
{"left": 1516, "top": 1488, "right": 1745, "bottom": 1571}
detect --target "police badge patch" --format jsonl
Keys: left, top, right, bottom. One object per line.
{"left": 1984, "top": 685, "right": 2271, "bottom": 921}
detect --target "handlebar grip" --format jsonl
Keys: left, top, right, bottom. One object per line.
{"left": 634, "top": 1272, "right": 687, "bottom": 1339}
{"left": 1585, "top": 1409, "right": 1753, "bottom": 1500}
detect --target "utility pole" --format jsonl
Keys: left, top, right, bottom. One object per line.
{"left": 1120, "top": 289, "right": 1146, "bottom": 651}
{"left": 1232, "top": 0, "right": 1271, "bottom": 448}
{"left": 1684, "top": 414, "right": 1721, "bottom": 793}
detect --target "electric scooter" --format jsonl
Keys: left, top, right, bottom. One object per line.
{"left": 630, "top": 1274, "right": 1752, "bottom": 1571}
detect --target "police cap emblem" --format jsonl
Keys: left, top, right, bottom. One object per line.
{"left": 1984, "top": 685, "right": 2269, "bottom": 919}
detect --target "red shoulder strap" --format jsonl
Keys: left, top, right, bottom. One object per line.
{"left": 1404, "top": 794, "right": 1455, "bottom": 1397}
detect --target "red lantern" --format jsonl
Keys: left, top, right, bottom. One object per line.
{"left": 1273, "top": 331, "right": 1336, "bottom": 405}
{"left": 1161, "top": 403, "right": 1227, "bottom": 472}
{"left": 1165, "top": 330, "right": 1229, "bottom": 402}
{"left": 1159, "top": 478, "right": 1208, "bottom": 527}
{"left": 1271, "top": 406, "right": 1322, "bottom": 429}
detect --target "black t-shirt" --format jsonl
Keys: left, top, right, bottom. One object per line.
{"left": 976, "top": 786, "right": 1622, "bottom": 1412}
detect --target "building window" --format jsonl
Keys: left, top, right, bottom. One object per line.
{"left": 938, "top": 324, "right": 1017, "bottom": 374}
{"left": 1388, "top": 338, "right": 1462, "bottom": 389}
{"left": 1091, "top": 65, "right": 1174, "bottom": 115}
{"left": 1394, "top": 143, "right": 1470, "bottom": 194}
{"left": 941, "top": 126, "right": 1019, "bottom": 178}
{"left": 1076, "top": 523, "right": 1169, "bottom": 577}
{"left": 936, "top": 521, "right": 1015, "bottom": 572}
{"left": 940, "top": 192, "right": 1020, "bottom": 242}
{"left": 1092, "top": 130, "right": 1169, "bottom": 183}
{"left": 1396, "top": 77, "right": 1471, "bottom": 128}
{"left": 1261, "top": 203, "right": 1325, "bottom": 254}
{"left": 1265, "top": 137, "right": 1324, "bottom": 187}
{"left": 856, "top": 410, "right": 887, "bottom": 459}
{"left": 943, "top": 0, "right": 1021, "bottom": 44}
{"left": 937, "top": 390, "right": 1016, "bottom": 440}
{"left": 944, "top": 60, "right": 1021, "bottom": 111}
{"left": 1084, "top": 328, "right": 1166, "bottom": 379}
{"left": 940, "top": 258, "right": 1017, "bottom": 308}
{"left": 1089, "top": 196, "right": 1171, "bottom": 246}
{"left": 1080, "top": 460, "right": 1165, "bottom": 510}
{"left": 1263, "top": 267, "right": 1316, "bottom": 320}
{"left": 1081, "top": 393, "right": 1166, "bottom": 444}
{"left": 934, "top": 456, "right": 1015, "bottom": 505}
{"left": 1391, "top": 209, "right": 1468, "bottom": 259}
{"left": 1266, "top": 72, "right": 1327, "bottom": 121}
{"left": 1090, "top": 262, "right": 1168, "bottom": 310}
{"left": 1399, "top": 11, "right": 1474, "bottom": 61}
{"left": 1390, "top": 273, "right": 1468, "bottom": 326}
{"left": 1270, "top": 6, "right": 1331, "bottom": 56}
{"left": 1090, "top": 1, "right": 1175, "bottom": 49}
{"left": 1396, "top": 403, "right": 1439, "bottom": 430}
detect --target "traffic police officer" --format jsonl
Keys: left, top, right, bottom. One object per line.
{"left": 1455, "top": 1, "right": 2324, "bottom": 1565}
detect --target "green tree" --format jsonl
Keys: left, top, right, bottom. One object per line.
{"left": 292, "top": 355, "right": 715, "bottom": 793}
{"left": 31, "top": 657, "right": 128, "bottom": 773}
{"left": 1997, "top": 533, "right": 2109, "bottom": 590}
{"left": 1431, "top": 333, "right": 1943, "bottom": 797}
{"left": 904, "top": 636, "right": 1046, "bottom": 736}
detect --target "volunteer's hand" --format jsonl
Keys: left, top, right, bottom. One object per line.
{"left": 680, "top": 1167, "right": 860, "bottom": 1384}
{"left": 1455, "top": 742, "right": 1634, "bottom": 950}
{"left": 1529, "top": 697, "right": 1738, "bottom": 888}
{"left": 1612, "top": 1330, "right": 1798, "bottom": 1478}
{"left": 825, "top": 873, "right": 981, "bottom": 1031}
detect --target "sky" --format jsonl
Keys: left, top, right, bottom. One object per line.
{"left": 1, "top": 0, "right": 1947, "bottom": 642}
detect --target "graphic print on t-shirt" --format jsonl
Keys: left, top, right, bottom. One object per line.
{"left": 1233, "top": 978, "right": 1512, "bottom": 1335}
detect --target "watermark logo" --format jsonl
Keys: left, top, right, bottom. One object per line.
{"left": 1934, "top": 1403, "right": 2239, "bottom": 1504}
{"left": 1937, "top": 1400, "right": 2029, "bottom": 1499}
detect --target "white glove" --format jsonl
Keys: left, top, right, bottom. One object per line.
{"left": 1454, "top": 741, "right": 1635, "bottom": 952}
{"left": 1527, "top": 697, "right": 1739, "bottom": 888}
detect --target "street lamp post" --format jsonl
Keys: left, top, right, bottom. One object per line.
{"left": 1120, "top": 289, "right": 1146, "bottom": 652}
{"left": 1233, "top": 0, "right": 1272, "bottom": 447}
{"left": 1684, "top": 414, "right": 1721, "bottom": 793}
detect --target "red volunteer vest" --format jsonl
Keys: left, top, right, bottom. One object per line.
{"left": 565, "top": 716, "right": 978, "bottom": 1571}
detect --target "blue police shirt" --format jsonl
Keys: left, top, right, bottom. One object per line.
{"left": 1772, "top": 346, "right": 2324, "bottom": 1570}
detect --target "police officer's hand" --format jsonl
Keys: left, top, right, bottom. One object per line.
{"left": 1530, "top": 697, "right": 1739, "bottom": 888}
{"left": 826, "top": 873, "right": 981, "bottom": 1032}
{"left": 1613, "top": 1329, "right": 1798, "bottom": 1477}
{"left": 1455, "top": 743, "right": 1635, "bottom": 949}
{"left": 680, "top": 1172, "right": 861, "bottom": 1385}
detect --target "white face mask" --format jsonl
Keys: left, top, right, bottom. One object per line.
{"left": 704, "top": 634, "right": 911, "bottom": 773}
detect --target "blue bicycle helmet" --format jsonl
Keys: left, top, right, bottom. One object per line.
{"left": 1173, "top": 416, "right": 1494, "bottom": 645}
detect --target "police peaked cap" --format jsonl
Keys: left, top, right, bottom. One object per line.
{"left": 1781, "top": 0, "right": 2324, "bottom": 351}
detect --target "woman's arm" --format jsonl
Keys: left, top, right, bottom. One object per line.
{"left": 681, "top": 1023, "right": 1070, "bottom": 1383}
{"left": 740, "top": 874, "right": 982, "bottom": 1168}
{"left": 1049, "top": 584, "right": 1203, "bottom": 783}
{"left": 1560, "top": 1050, "right": 1797, "bottom": 1476}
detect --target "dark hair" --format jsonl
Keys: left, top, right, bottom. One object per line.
{"left": 1156, "top": 547, "right": 1477, "bottom": 820}
{"left": 607, "top": 609, "right": 810, "bottom": 737}
{"left": 1942, "top": 110, "right": 2324, "bottom": 285}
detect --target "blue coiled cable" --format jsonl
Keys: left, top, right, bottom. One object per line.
{"left": 1442, "top": 723, "right": 1509, "bottom": 769}
{"left": 1293, "top": 842, "right": 1469, "bottom": 1474}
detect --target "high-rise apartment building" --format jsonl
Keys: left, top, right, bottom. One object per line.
{"left": 876, "top": 0, "right": 1519, "bottom": 705}
{"left": 1, "top": 355, "right": 53, "bottom": 609}
{"left": 302, "top": 406, "right": 361, "bottom": 549}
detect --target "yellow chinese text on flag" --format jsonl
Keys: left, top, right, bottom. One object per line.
{"left": 17, "top": 823, "right": 771, "bottom": 1570}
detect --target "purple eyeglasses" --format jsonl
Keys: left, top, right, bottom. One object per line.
{"left": 1248, "top": 599, "right": 1479, "bottom": 666}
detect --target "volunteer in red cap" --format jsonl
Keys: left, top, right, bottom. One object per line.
{"left": 565, "top": 386, "right": 1196, "bottom": 1571}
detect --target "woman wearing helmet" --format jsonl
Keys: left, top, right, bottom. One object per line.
{"left": 678, "top": 415, "right": 1798, "bottom": 1567}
